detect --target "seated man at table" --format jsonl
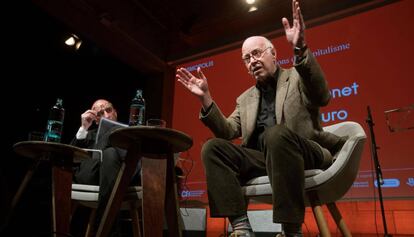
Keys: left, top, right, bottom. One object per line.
{"left": 72, "top": 99, "right": 141, "bottom": 232}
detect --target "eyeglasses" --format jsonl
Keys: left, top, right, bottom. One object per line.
{"left": 242, "top": 46, "right": 273, "bottom": 64}
{"left": 93, "top": 104, "right": 114, "bottom": 117}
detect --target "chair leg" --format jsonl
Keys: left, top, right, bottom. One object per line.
{"left": 311, "top": 204, "right": 331, "bottom": 237}
{"left": 130, "top": 203, "right": 142, "bottom": 237}
{"left": 10, "top": 160, "right": 40, "bottom": 211}
{"left": 85, "top": 209, "right": 97, "bottom": 237}
{"left": 70, "top": 201, "right": 79, "bottom": 223}
{"left": 327, "top": 202, "right": 352, "bottom": 237}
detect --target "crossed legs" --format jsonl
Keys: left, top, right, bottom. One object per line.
{"left": 201, "top": 125, "right": 328, "bottom": 234}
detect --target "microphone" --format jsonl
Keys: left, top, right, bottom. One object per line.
{"left": 367, "top": 106, "right": 384, "bottom": 185}
{"left": 378, "top": 170, "right": 384, "bottom": 185}
{"left": 366, "top": 105, "right": 373, "bottom": 125}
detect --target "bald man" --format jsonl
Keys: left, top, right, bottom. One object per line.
{"left": 72, "top": 99, "right": 139, "bottom": 234}
{"left": 176, "top": 1, "right": 345, "bottom": 236}
{"left": 73, "top": 99, "right": 120, "bottom": 185}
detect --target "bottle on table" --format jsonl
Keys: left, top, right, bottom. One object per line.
{"left": 44, "top": 98, "right": 65, "bottom": 142}
{"left": 129, "top": 89, "right": 146, "bottom": 126}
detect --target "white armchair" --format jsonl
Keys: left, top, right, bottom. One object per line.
{"left": 71, "top": 149, "right": 143, "bottom": 237}
{"left": 241, "top": 121, "right": 367, "bottom": 237}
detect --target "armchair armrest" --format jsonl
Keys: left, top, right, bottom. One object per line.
{"left": 81, "top": 148, "right": 103, "bottom": 161}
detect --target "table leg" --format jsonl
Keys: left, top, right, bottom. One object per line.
{"left": 97, "top": 145, "right": 141, "bottom": 237}
{"left": 142, "top": 156, "right": 167, "bottom": 237}
{"left": 165, "top": 152, "right": 183, "bottom": 237}
{"left": 8, "top": 160, "right": 40, "bottom": 221}
{"left": 51, "top": 162, "right": 73, "bottom": 237}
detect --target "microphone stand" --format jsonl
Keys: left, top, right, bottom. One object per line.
{"left": 366, "top": 106, "right": 392, "bottom": 237}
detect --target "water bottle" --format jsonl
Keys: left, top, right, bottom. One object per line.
{"left": 44, "top": 98, "right": 65, "bottom": 142}
{"left": 129, "top": 89, "right": 145, "bottom": 126}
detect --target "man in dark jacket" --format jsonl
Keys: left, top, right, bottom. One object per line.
{"left": 72, "top": 99, "right": 138, "bottom": 233}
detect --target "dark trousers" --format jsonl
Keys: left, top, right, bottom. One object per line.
{"left": 201, "top": 125, "right": 330, "bottom": 224}
{"left": 73, "top": 147, "right": 124, "bottom": 228}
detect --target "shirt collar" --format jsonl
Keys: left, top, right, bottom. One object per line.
{"left": 255, "top": 67, "right": 279, "bottom": 91}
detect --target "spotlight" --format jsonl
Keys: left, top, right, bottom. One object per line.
{"left": 248, "top": 6, "right": 258, "bottom": 12}
{"left": 245, "top": 0, "right": 258, "bottom": 12}
{"left": 65, "top": 34, "right": 82, "bottom": 50}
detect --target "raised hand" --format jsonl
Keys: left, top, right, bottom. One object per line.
{"left": 176, "top": 67, "right": 209, "bottom": 96}
{"left": 80, "top": 110, "right": 97, "bottom": 129}
{"left": 282, "top": 0, "right": 306, "bottom": 48}
{"left": 176, "top": 67, "right": 213, "bottom": 109}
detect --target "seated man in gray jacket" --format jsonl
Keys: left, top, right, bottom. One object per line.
{"left": 176, "top": 0, "right": 345, "bottom": 236}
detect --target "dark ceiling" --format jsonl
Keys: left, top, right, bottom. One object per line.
{"left": 31, "top": 0, "right": 393, "bottom": 73}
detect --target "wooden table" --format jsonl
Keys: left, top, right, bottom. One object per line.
{"left": 96, "top": 126, "right": 193, "bottom": 237}
{"left": 13, "top": 141, "right": 90, "bottom": 237}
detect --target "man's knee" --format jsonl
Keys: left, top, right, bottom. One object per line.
{"left": 201, "top": 138, "right": 229, "bottom": 163}
{"left": 102, "top": 147, "right": 122, "bottom": 164}
{"left": 263, "top": 125, "right": 294, "bottom": 145}
{"left": 74, "top": 158, "right": 100, "bottom": 185}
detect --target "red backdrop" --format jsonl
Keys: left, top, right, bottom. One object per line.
{"left": 172, "top": 0, "right": 414, "bottom": 203}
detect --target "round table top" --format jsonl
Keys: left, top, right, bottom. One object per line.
{"left": 13, "top": 141, "right": 91, "bottom": 163}
{"left": 110, "top": 126, "right": 193, "bottom": 154}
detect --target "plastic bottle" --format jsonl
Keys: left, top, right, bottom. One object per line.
{"left": 44, "top": 98, "right": 65, "bottom": 142}
{"left": 129, "top": 89, "right": 145, "bottom": 126}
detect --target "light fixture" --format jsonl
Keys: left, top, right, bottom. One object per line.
{"left": 65, "top": 34, "right": 82, "bottom": 50}
{"left": 245, "top": 0, "right": 258, "bottom": 12}
{"left": 248, "top": 6, "right": 258, "bottom": 12}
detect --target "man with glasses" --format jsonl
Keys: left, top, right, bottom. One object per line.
{"left": 73, "top": 99, "right": 119, "bottom": 185}
{"left": 72, "top": 99, "right": 139, "bottom": 234}
{"left": 176, "top": 0, "right": 345, "bottom": 236}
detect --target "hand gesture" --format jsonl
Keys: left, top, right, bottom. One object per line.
{"left": 80, "top": 110, "right": 97, "bottom": 130}
{"left": 176, "top": 67, "right": 213, "bottom": 109}
{"left": 177, "top": 67, "right": 209, "bottom": 97}
{"left": 282, "top": 0, "right": 306, "bottom": 48}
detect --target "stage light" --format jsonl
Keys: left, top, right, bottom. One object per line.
{"left": 249, "top": 6, "right": 258, "bottom": 12}
{"left": 245, "top": 0, "right": 258, "bottom": 12}
{"left": 65, "top": 34, "right": 82, "bottom": 50}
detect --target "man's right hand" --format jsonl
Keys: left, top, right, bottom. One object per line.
{"left": 176, "top": 67, "right": 213, "bottom": 110}
{"left": 80, "top": 110, "right": 97, "bottom": 130}
{"left": 282, "top": 0, "right": 306, "bottom": 49}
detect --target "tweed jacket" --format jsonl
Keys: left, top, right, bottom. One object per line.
{"left": 200, "top": 49, "right": 342, "bottom": 154}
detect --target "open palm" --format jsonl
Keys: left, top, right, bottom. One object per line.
{"left": 176, "top": 67, "right": 209, "bottom": 97}
{"left": 282, "top": 0, "right": 306, "bottom": 47}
